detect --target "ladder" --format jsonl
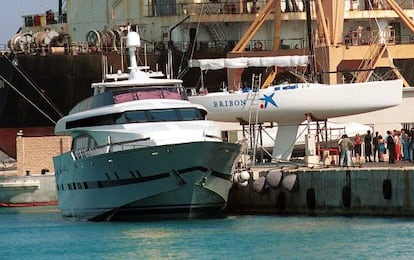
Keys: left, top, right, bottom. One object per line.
{"left": 246, "top": 73, "right": 262, "bottom": 126}
{"left": 206, "top": 23, "right": 226, "bottom": 48}
{"left": 244, "top": 73, "right": 262, "bottom": 166}
{"left": 352, "top": 42, "right": 386, "bottom": 83}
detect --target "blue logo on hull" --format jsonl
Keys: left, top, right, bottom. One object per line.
{"left": 259, "top": 93, "right": 278, "bottom": 109}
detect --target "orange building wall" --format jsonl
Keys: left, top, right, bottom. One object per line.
{"left": 16, "top": 136, "right": 71, "bottom": 176}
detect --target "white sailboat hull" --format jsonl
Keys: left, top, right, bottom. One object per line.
{"left": 188, "top": 79, "right": 403, "bottom": 124}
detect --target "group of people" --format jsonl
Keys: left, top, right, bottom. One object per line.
{"left": 338, "top": 128, "right": 414, "bottom": 167}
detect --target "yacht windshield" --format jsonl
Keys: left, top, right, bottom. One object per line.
{"left": 118, "top": 108, "right": 203, "bottom": 123}
{"left": 67, "top": 107, "right": 205, "bottom": 129}
{"left": 112, "top": 86, "right": 185, "bottom": 103}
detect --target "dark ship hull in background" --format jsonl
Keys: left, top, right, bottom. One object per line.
{"left": 0, "top": 54, "right": 101, "bottom": 157}
{"left": 0, "top": 50, "right": 216, "bottom": 158}
{"left": 0, "top": 53, "right": 135, "bottom": 157}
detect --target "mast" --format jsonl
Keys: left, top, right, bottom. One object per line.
{"left": 58, "top": 0, "right": 64, "bottom": 23}
{"left": 167, "top": 15, "right": 191, "bottom": 79}
{"left": 305, "top": 0, "right": 315, "bottom": 82}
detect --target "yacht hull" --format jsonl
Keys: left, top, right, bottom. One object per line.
{"left": 53, "top": 141, "right": 242, "bottom": 221}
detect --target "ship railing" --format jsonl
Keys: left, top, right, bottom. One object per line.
{"left": 144, "top": 0, "right": 414, "bottom": 17}
{"left": 341, "top": 29, "right": 395, "bottom": 47}
{"left": 346, "top": 0, "right": 414, "bottom": 11}
{"left": 71, "top": 137, "right": 151, "bottom": 161}
{"left": 22, "top": 10, "right": 66, "bottom": 27}
{"left": 145, "top": 0, "right": 324, "bottom": 17}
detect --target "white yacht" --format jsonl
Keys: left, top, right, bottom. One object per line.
{"left": 52, "top": 30, "right": 243, "bottom": 221}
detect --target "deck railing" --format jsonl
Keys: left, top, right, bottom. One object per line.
{"left": 71, "top": 137, "right": 151, "bottom": 161}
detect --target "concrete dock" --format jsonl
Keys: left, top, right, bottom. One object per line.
{"left": 0, "top": 171, "right": 57, "bottom": 205}
{"left": 226, "top": 160, "right": 414, "bottom": 217}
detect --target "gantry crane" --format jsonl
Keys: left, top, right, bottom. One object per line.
{"left": 229, "top": 0, "right": 411, "bottom": 87}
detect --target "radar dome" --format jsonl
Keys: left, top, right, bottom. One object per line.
{"left": 126, "top": 31, "right": 141, "bottom": 48}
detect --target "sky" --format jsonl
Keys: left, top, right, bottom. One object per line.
{"left": 0, "top": 1, "right": 58, "bottom": 46}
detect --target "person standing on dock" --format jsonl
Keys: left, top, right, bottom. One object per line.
{"left": 378, "top": 135, "right": 386, "bottom": 162}
{"left": 339, "top": 134, "right": 354, "bottom": 167}
{"left": 394, "top": 130, "right": 401, "bottom": 161}
{"left": 409, "top": 128, "right": 414, "bottom": 162}
{"left": 364, "top": 130, "right": 373, "bottom": 162}
{"left": 386, "top": 130, "right": 395, "bottom": 164}
{"left": 401, "top": 129, "right": 410, "bottom": 161}
{"left": 354, "top": 134, "right": 362, "bottom": 165}
{"left": 373, "top": 131, "right": 380, "bottom": 162}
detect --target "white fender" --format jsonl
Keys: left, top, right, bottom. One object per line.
{"left": 239, "top": 170, "right": 250, "bottom": 182}
{"left": 265, "top": 170, "right": 283, "bottom": 189}
{"left": 233, "top": 171, "right": 249, "bottom": 187}
{"left": 281, "top": 173, "right": 299, "bottom": 192}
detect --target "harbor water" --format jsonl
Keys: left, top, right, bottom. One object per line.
{"left": 1, "top": 206, "right": 414, "bottom": 259}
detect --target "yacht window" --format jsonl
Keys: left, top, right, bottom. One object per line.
{"left": 148, "top": 109, "right": 179, "bottom": 121}
{"left": 66, "top": 108, "right": 205, "bottom": 128}
{"left": 66, "top": 114, "right": 117, "bottom": 128}
{"left": 123, "top": 111, "right": 148, "bottom": 123}
{"left": 72, "top": 135, "right": 97, "bottom": 150}
{"left": 112, "top": 86, "right": 184, "bottom": 103}
{"left": 181, "top": 108, "right": 203, "bottom": 120}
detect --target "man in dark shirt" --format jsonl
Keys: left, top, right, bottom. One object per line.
{"left": 364, "top": 130, "right": 373, "bottom": 162}
{"left": 386, "top": 130, "right": 395, "bottom": 164}
{"left": 372, "top": 131, "right": 379, "bottom": 162}
{"left": 409, "top": 128, "right": 414, "bottom": 162}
